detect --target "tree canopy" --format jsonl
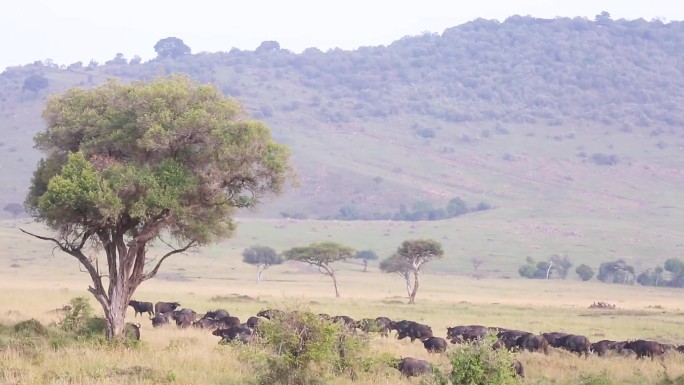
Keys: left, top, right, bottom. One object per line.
{"left": 355, "top": 249, "right": 378, "bottom": 272}
{"left": 385, "top": 239, "right": 443, "bottom": 303}
{"left": 23, "top": 75, "right": 293, "bottom": 339}
{"left": 242, "top": 245, "right": 283, "bottom": 283}
{"left": 154, "top": 37, "right": 192, "bottom": 59}
{"left": 283, "top": 242, "right": 354, "bottom": 297}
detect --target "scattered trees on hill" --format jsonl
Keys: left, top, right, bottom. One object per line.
{"left": 22, "top": 75, "right": 293, "bottom": 340}
{"left": 355, "top": 249, "right": 378, "bottom": 272}
{"left": 22, "top": 74, "right": 48, "bottom": 94}
{"left": 329, "top": 197, "right": 492, "bottom": 221}
{"left": 597, "top": 259, "right": 635, "bottom": 284}
{"left": 380, "top": 239, "right": 443, "bottom": 304}
{"left": 575, "top": 264, "right": 595, "bottom": 281}
{"left": 283, "top": 242, "right": 355, "bottom": 298}
{"left": 518, "top": 255, "right": 572, "bottom": 279}
{"left": 154, "top": 37, "right": 191, "bottom": 59}
{"left": 242, "top": 246, "right": 283, "bottom": 283}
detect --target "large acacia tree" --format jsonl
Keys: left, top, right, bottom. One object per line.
{"left": 381, "top": 239, "right": 443, "bottom": 304}
{"left": 283, "top": 242, "right": 354, "bottom": 298}
{"left": 23, "top": 75, "right": 293, "bottom": 339}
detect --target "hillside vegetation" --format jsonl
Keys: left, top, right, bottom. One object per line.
{"left": 1, "top": 14, "right": 684, "bottom": 273}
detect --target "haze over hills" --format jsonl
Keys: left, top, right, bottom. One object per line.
{"left": 1, "top": 15, "right": 684, "bottom": 272}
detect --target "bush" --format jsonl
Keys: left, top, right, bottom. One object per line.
{"left": 14, "top": 319, "right": 48, "bottom": 336}
{"left": 433, "top": 336, "right": 522, "bottom": 385}
{"left": 60, "top": 297, "right": 95, "bottom": 334}
{"left": 244, "top": 308, "right": 371, "bottom": 385}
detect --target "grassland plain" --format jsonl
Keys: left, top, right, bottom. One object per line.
{"left": 2, "top": 221, "right": 684, "bottom": 384}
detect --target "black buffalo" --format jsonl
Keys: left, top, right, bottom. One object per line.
{"left": 125, "top": 322, "right": 141, "bottom": 340}
{"left": 218, "top": 316, "right": 241, "bottom": 329}
{"left": 557, "top": 334, "right": 591, "bottom": 358}
{"left": 331, "top": 315, "right": 356, "bottom": 330}
{"left": 356, "top": 317, "right": 392, "bottom": 337}
{"left": 517, "top": 334, "right": 549, "bottom": 355}
{"left": 213, "top": 325, "right": 253, "bottom": 344}
{"left": 542, "top": 332, "right": 569, "bottom": 348}
{"left": 497, "top": 330, "right": 529, "bottom": 350}
{"left": 422, "top": 337, "right": 448, "bottom": 353}
{"left": 203, "top": 309, "right": 230, "bottom": 320}
{"left": 257, "top": 309, "right": 284, "bottom": 320}
{"left": 151, "top": 312, "right": 171, "bottom": 327}
{"left": 155, "top": 301, "right": 181, "bottom": 315}
{"left": 395, "top": 321, "right": 433, "bottom": 342}
{"left": 623, "top": 340, "right": 665, "bottom": 360}
{"left": 193, "top": 318, "right": 219, "bottom": 330}
{"left": 591, "top": 340, "right": 618, "bottom": 357}
{"left": 514, "top": 360, "right": 525, "bottom": 378}
{"left": 128, "top": 300, "right": 153, "bottom": 318}
{"left": 173, "top": 309, "right": 197, "bottom": 328}
{"left": 246, "top": 316, "right": 262, "bottom": 329}
{"left": 395, "top": 357, "right": 432, "bottom": 378}
{"left": 447, "top": 325, "right": 488, "bottom": 341}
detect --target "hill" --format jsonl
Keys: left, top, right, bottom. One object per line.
{"left": 1, "top": 14, "right": 684, "bottom": 273}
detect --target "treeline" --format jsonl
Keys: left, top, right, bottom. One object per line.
{"left": 324, "top": 197, "right": 492, "bottom": 221}
{"left": 5, "top": 14, "right": 684, "bottom": 129}
{"left": 519, "top": 256, "right": 684, "bottom": 288}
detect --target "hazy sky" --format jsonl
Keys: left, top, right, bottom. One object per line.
{"left": 2, "top": 0, "right": 683, "bottom": 71}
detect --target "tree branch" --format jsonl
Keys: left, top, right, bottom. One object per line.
{"left": 141, "top": 240, "right": 196, "bottom": 281}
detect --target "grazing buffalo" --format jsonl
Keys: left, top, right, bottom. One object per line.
{"left": 154, "top": 301, "right": 181, "bottom": 315}
{"left": 395, "top": 321, "right": 433, "bottom": 342}
{"left": 591, "top": 340, "right": 618, "bottom": 357}
{"left": 218, "top": 316, "right": 241, "bottom": 329}
{"left": 128, "top": 300, "right": 153, "bottom": 318}
{"left": 151, "top": 312, "right": 171, "bottom": 327}
{"left": 542, "top": 332, "right": 569, "bottom": 348}
{"left": 557, "top": 334, "right": 591, "bottom": 358}
{"left": 173, "top": 309, "right": 197, "bottom": 328}
{"left": 213, "top": 325, "right": 253, "bottom": 344}
{"left": 125, "top": 322, "right": 141, "bottom": 340}
{"left": 193, "top": 318, "right": 219, "bottom": 330}
{"left": 331, "top": 315, "right": 356, "bottom": 329}
{"left": 422, "top": 337, "right": 448, "bottom": 353}
{"left": 395, "top": 357, "right": 432, "bottom": 378}
{"left": 447, "top": 325, "right": 488, "bottom": 341}
{"left": 514, "top": 360, "right": 525, "bottom": 378}
{"left": 497, "top": 330, "right": 528, "bottom": 350}
{"left": 246, "top": 316, "right": 262, "bottom": 329}
{"left": 203, "top": 309, "right": 230, "bottom": 320}
{"left": 374, "top": 317, "right": 393, "bottom": 337}
{"left": 623, "top": 340, "right": 665, "bottom": 360}
{"left": 257, "top": 309, "right": 284, "bottom": 320}
{"left": 517, "top": 334, "right": 549, "bottom": 355}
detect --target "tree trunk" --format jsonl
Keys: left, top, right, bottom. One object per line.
{"left": 257, "top": 266, "right": 263, "bottom": 284}
{"left": 403, "top": 273, "right": 412, "bottom": 299}
{"left": 363, "top": 260, "right": 368, "bottom": 272}
{"left": 331, "top": 272, "right": 340, "bottom": 298}
{"left": 409, "top": 271, "right": 420, "bottom": 304}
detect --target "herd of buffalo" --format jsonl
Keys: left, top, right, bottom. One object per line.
{"left": 128, "top": 299, "right": 681, "bottom": 378}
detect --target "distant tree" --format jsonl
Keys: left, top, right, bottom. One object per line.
{"left": 470, "top": 256, "right": 485, "bottom": 279}
{"left": 22, "top": 74, "right": 48, "bottom": 94}
{"left": 379, "top": 254, "right": 413, "bottom": 298}
{"left": 106, "top": 53, "right": 127, "bottom": 65}
{"left": 550, "top": 254, "right": 573, "bottom": 279}
{"left": 575, "top": 264, "right": 594, "bottom": 281}
{"left": 355, "top": 249, "right": 378, "bottom": 272}
{"left": 154, "top": 37, "right": 192, "bottom": 59}
{"left": 283, "top": 242, "right": 355, "bottom": 298}
{"left": 242, "top": 246, "right": 283, "bottom": 283}
{"left": 446, "top": 197, "right": 468, "bottom": 217}
{"left": 664, "top": 258, "right": 684, "bottom": 275}
{"left": 518, "top": 264, "right": 535, "bottom": 278}
{"left": 384, "top": 239, "right": 443, "bottom": 304}
{"left": 129, "top": 55, "right": 142, "bottom": 65}
{"left": 255, "top": 40, "right": 281, "bottom": 53}
{"left": 597, "top": 259, "right": 635, "bottom": 284}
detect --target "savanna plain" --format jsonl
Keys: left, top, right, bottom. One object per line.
{"left": 2, "top": 219, "right": 684, "bottom": 385}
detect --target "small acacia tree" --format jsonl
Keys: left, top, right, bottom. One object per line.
{"left": 22, "top": 75, "right": 293, "bottom": 340}
{"left": 283, "top": 242, "right": 354, "bottom": 298}
{"left": 355, "top": 249, "right": 378, "bottom": 272}
{"left": 242, "top": 246, "right": 283, "bottom": 284}
{"left": 575, "top": 264, "right": 594, "bottom": 281}
{"left": 379, "top": 254, "right": 413, "bottom": 298}
{"left": 382, "top": 239, "right": 443, "bottom": 304}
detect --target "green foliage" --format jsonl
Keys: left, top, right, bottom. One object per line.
{"left": 154, "top": 37, "right": 191, "bottom": 59}
{"left": 242, "top": 246, "right": 283, "bottom": 266}
{"left": 22, "top": 74, "right": 49, "bottom": 93}
{"left": 245, "top": 309, "right": 370, "bottom": 385}
{"left": 13, "top": 319, "right": 48, "bottom": 336}
{"left": 283, "top": 242, "right": 355, "bottom": 266}
{"left": 576, "top": 264, "right": 595, "bottom": 281}
{"left": 519, "top": 255, "right": 573, "bottom": 279}
{"left": 597, "top": 259, "right": 635, "bottom": 284}
{"left": 59, "top": 297, "right": 95, "bottom": 334}
{"left": 433, "top": 336, "right": 522, "bottom": 385}
{"left": 327, "top": 197, "right": 492, "bottom": 221}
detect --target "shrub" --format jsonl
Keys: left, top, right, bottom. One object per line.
{"left": 14, "top": 319, "right": 48, "bottom": 336}
{"left": 245, "top": 308, "right": 371, "bottom": 385}
{"left": 60, "top": 296, "right": 95, "bottom": 334}
{"left": 433, "top": 336, "right": 522, "bottom": 385}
